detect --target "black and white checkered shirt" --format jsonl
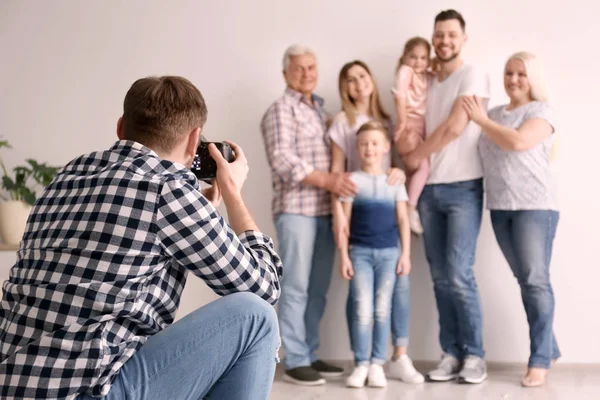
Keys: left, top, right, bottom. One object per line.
{"left": 0, "top": 140, "right": 283, "bottom": 399}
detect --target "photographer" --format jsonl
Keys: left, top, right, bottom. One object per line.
{"left": 0, "top": 76, "right": 283, "bottom": 400}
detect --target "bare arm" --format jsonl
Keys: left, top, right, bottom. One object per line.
{"left": 338, "top": 201, "right": 353, "bottom": 257}
{"left": 396, "top": 201, "right": 410, "bottom": 260}
{"left": 338, "top": 200, "right": 354, "bottom": 280}
{"left": 331, "top": 142, "right": 349, "bottom": 248}
{"left": 394, "top": 95, "right": 409, "bottom": 141}
{"left": 462, "top": 96, "right": 553, "bottom": 152}
{"left": 404, "top": 96, "right": 487, "bottom": 170}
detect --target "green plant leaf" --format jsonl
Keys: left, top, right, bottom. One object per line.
{"left": 20, "top": 187, "right": 36, "bottom": 206}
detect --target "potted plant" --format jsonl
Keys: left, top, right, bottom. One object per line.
{"left": 0, "top": 139, "right": 60, "bottom": 245}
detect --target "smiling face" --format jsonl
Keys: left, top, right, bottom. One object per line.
{"left": 283, "top": 53, "right": 318, "bottom": 97}
{"left": 504, "top": 58, "right": 532, "bottom": 103}
{"left": 356, "top": 129, "right": 390, "bottom": 166}
{"left": 345, "top": 64, "right": 374, "bottom": 103}
{"left": 432, "top": 19, "right": 466, "bottom": 63}
{"left": 404, "top": 44, "right": 430, "bottom": 74}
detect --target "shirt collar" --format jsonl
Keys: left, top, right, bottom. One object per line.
{"left": 284, "top": 87, "right": 324, "bottom": 108}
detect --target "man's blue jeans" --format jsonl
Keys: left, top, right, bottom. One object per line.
{"left": 274, "top": 213, "right": 335, "bottom": 370}
{"left": 491, "top": 210, "right": 561, "bottom": 368}
{"left": 348, "top": 246, "right": 399, "bottom": 365}
{"left": 417, "top": 178, "right": 485, "bottom": 359}
{"left": 77, "top": 292, "right": 280, "bottom": 400}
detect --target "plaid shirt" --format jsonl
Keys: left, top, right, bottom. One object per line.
{"left": 0, "top": 141, "right": 282, "bottom": 399}
{"left": 260, "top": 87, "right": 332, "bottom": 217}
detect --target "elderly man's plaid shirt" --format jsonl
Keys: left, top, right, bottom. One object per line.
{"left": 261, "top": 87, "right": 332, "bottom": 217}
{"left": 0, "top": 141, "right": 283, "bottom": 399}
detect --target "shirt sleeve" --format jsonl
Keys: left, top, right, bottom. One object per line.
{"left": 395, "top": 184, "right": 409, "bottom": 202}
{"left": 327, "top": 115, "right": 350, "bottom": 155}
{"left": 260, "top": 102, "right": 315, "bottom": 184}
{"left": 524, "top": 102, "right": 556, "bottom": 133}
{"left": 155, "top": 178, "right": 283, "bottom": 305}
{"left": 392, "top": 65, "right": 413, "bottom": 98}
{"left": 458, "top": 65, "right": 491, "bottom": 99}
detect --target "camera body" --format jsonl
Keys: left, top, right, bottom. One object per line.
{"left": 190, "top": 141, "right": 235, "bottom": 182}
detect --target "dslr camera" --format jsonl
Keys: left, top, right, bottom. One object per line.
{"left": 190, "top": 136, "right": 236, "bottom": 182}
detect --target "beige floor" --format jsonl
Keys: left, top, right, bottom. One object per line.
{"left": 269, "top": 362, "right": 600, "bottom": 400}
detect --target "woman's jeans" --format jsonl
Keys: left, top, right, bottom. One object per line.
{"left": 348, "top": 246, "right": 400, "bottom": 366}
{"left": 77, "top": 292, "right": 280, "bottom": 400}
{"left": 491, "top": 210, "right": 561, "bottom": 368}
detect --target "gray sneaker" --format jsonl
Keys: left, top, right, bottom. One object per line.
{"left": 458, "top": 356, "right": 488, "bottom": 384}
{"left": 426, "top": 354, "right": 461, "bottom": 382}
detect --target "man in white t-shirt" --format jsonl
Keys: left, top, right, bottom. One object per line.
{"left": 404, "top": 9, "right": 490, "bottom": 384}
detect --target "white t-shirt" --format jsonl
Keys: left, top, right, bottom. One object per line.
{"left": 425, "top": 63, "right": 490, "bottom": 184}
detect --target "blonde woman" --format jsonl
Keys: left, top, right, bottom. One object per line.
{"left": 327, "top": 60, "right": 423, "bottom": 384}
{"left": 463, "top": 52, "right": 560, "bottom": 387}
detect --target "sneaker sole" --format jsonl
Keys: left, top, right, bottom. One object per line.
{"left": 458, "top": 373, "right": 488, "bottom": 384}
{"left": 283, "top": 374, "right": 326, "bottom": 386}
{"left": 318, "top": 371, "right": 344, "bottom": 378}
{"left": 426, "top": 373, "right": 458, "bottom": 382}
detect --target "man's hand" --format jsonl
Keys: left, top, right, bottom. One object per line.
{"left": 402, "top": 151, "right": 421, "bottom": 173}
{"left": 340, "top": 253, "right": 354, "bottom": 280}
{"left": 209, "top": 141, "right": 249, "bottom": 198}
{"left": 325, "top": 172, "right": 357, "bottom": 198}
{"left": 386, "top": 167, "right": 406, "bottom": 186}
{"left": 201, "top": 180, "right": 222, "bottom": 208}
{"left": 397, "top": 254, "right": 412, "bottom": 276}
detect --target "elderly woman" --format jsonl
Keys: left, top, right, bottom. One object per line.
{"left": 462, "top": 51, "right": 560, "bottom": 387}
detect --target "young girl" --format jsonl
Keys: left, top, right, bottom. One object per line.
{"left": 339, "top": 121, "right": 412, "bottom": 388}
{"left": 392, "top": 37, "right": 435, "bottom": 235}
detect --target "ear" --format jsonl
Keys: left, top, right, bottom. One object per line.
{"left": 185, "top": 127, "right": 201, "bottom": 162}
{"left": 282, "top": 69, "right": 289, "bottom": 84}
{"left": 116, "top": 116, "right": 124, "bottom": 140}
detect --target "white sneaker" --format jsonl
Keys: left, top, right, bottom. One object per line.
{"left": 346, "top": 365, "right": 369, "bottom": 388}
{"left": 408, "top": 208, "right": 424, "bottom": 235}
{"left": 388, "top": 355, "right": 425, "bottom": 384}
{"left": 367, "top": 364, "right": 387, "bottom": 388}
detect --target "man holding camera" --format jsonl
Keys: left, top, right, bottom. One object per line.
{"left": 260, "top": 44, "right": 356, "bottom": 386}
{"left": 0, "top": 76, "right": 283, "bottom": 399}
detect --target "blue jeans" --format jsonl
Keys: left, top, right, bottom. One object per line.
{"left": 274, "top": 213, "right": 335, "bottom": 370}
{"left": 346, "top": 262, "right": 410, "bottom": 351}
{"left": 77, "top": 292, "right": 279, "bottom": 400}
{"left": 348, "top": 246, "right": 399, "bottom": 365}
{"left": 418, "top": 178, "right": 484, "bottom": 359}
{"left": 490, "top": 210, "right": 561, "bottom": 368}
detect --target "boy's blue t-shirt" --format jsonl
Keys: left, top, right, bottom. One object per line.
{"left": 340, "top": 170, "right": 409, "bottom": 248}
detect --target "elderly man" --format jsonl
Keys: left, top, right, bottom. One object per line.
{"left": 260, "top": 45, "right": 355, "bottom": 386}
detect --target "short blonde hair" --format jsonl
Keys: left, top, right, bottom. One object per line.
{"left": 356, "top": 120, "right": 389, "bottom": 140}
{"left": 282, "top": 44, "right": 317, "bottom": 72}
{"left": 508, "top": 52, "right": 549, "bottom": 101}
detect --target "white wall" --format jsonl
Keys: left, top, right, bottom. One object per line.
{"left": 1, "top": 0, "right": 598, "bottom": 364}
